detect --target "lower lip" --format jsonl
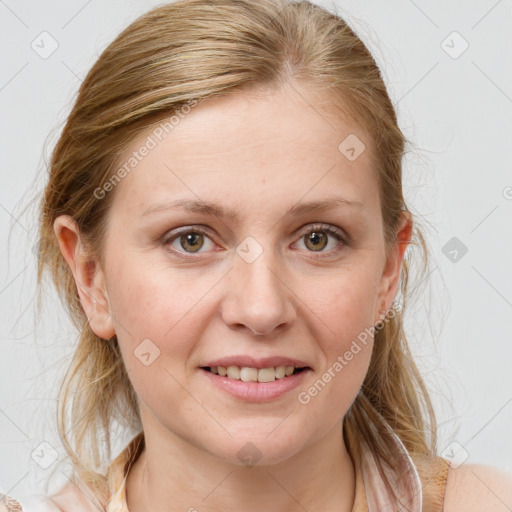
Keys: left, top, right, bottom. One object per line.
{"left": 199, "top": 368, "right": 311, "bottom": 402}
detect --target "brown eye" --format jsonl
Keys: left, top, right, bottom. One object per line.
{"left": 304, "top": 231, "right": 328, "bottom": 251}
{"left": 295, "top": 223, "right": 346, "bottom": 257}
{"left": 163, "top": 227, "right": 215, "bottom": 255}
{"left": 179, "top": 232, "right": 204, "bottom": 252}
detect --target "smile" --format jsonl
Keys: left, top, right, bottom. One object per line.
{"left": 202, "top": 365, "right": 307, "bottom": 382}
{"left": 199, "top": 366, "right": 311, "bottom": 402}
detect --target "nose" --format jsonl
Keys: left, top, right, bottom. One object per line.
{"left": 220, "top": 248, "right": 297, "bottom": 337}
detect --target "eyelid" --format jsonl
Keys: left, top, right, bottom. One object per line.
{"left": 162, "top": 223, "right": 347, "bottom": 257}
{"left": 292, "top": 223, "right": 347, "bottom": 258}
{"left": 295, "top": 222, "right": 346, "bottom": 241}
{"left": 161, "top": 225, "right": 217, "bottom": 257}
{"left": 161, "top": 224, "right": 213, "bottom": 244}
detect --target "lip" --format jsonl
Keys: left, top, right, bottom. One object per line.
{"left": 201, "top": 355, "right": 311, "bottom": 369}
{"left": 199, "top": 367, "right": 312, "bottom": 402}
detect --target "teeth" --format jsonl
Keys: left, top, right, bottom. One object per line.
{"left": 210, "top": 364, "right": 302, "bottom": 382}
{"left": 275, "top": 366, "right": 286, "bottom": 379}
{"left": 226, "top": 365, "right": 240, "bottom": 379}
{"left": 240, "top": 367, "right": 258, "bottom": 382}
{"left": 257, "top": 367, "right": 275, "bottom": 382}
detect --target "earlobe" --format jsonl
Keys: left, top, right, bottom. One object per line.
{"left": 52, "top": 215, "right": 116, "bottom": 340}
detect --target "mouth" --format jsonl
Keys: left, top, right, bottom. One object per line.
{"left": 198, "top": 355, "right": 313, "bottom": 401}
{"left": 200, "top": 365, "right": 309, "bottom": 382}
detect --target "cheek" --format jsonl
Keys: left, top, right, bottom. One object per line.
{"left": 106, "top": 264, "right": 199, "bottom": 420}
{"left": 296, "top": 267, "right": 379, "bottom": 406}
{"left": 107, "top": 257, "right": 211, "bottom": 343}
{"left": 297, "top": 279, "right": 375, "bottom": 419}
{"left": 307, "top": 264, "right": 381, "bottom": 348}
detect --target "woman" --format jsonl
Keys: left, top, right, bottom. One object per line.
{"left": 2, "top": 0, "right": 511, "bottom": 510}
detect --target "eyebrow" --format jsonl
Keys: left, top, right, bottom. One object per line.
{"left": 141, "top": 197, "right": 364, "bottom": 221}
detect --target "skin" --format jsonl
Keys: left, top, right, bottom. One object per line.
{"left": 54, "top": 80, "right": 413, "bottom": 511}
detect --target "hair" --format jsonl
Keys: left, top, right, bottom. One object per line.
{"left": 35, "top": 0, "right": 440, "bottom": 508}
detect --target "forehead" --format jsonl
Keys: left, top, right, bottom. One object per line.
{"left": 108, "top": 82, "right": 379, "bottom": 221}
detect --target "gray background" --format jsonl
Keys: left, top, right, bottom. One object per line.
{"left": 1, "top": 0, "right": 511, "bottom": 500}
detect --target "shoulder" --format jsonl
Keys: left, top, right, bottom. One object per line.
{"left": 443, "top": 462, "right": 512, "bottom": 512}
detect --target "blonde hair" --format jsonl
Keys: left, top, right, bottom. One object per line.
{"left": 36, "top": 0, "right": 439, "bottom": 507}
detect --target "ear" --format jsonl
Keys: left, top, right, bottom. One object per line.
{"left": 53, "top": 215, "right": 115, "bottom": 340}
{"left": 374, "top": 211, "right": 412, "bottom": 324}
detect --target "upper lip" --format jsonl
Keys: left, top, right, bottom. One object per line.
{"left": 201, "top": 355, "right": 311, "bottom": 370}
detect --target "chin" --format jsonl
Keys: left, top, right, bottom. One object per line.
{"left": 204, "top": 430, "right": 307, "bottom": 468}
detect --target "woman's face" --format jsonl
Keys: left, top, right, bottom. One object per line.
{"left": 65, "top": 82, "right": 409, "bottom": 465}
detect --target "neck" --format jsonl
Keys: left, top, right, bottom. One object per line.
{"left": 126, "top": 419, "right": 355, "bottom": 512}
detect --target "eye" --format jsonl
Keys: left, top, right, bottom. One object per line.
{"left": 163, "top": 227, "right": 216, "bottom": 255}
{"left": 161, "top": 223, "right": 347, "bottom": 259}
{"left": 294, "top": 223, "right": 346, "bottom": 256}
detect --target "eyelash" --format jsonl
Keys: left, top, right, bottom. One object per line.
{"left": 161, "top": 223, "right": 347, "bottom": 260}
